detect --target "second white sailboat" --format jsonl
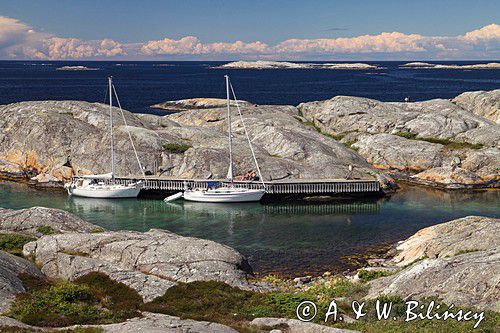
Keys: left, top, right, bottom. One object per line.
{"left": 175, "top": 75, "right": 266, "bottom": 203}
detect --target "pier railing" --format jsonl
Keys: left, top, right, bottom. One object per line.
{"left": 79, "top": 176, "right": 381, "bottom": 195}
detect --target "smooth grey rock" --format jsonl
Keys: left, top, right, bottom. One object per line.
{"left": 0, "top": 100, "right": 162, "bottom": 178}
{"left": 390, "top": 216, "right": 499, "bottom": 266}
{"left": 64, "top": 312, "right": 239, "bottom": 333}
{"left": 164, "top": 104, "right": 377, "bottom": 180}
{"left": 461, "top": 148, "right": 500, "bottom": 180}
{"left": 453, "top": 89, "right": 500, "bottom": 124}
{"left": 0, "top": 251, "right": 44, "bottom": 313}
{"left": 0, "top": 313, "right": 239, "bottom": 333}
{"left": 298, "top": 93, "right": 500, "bottom": 184}
{"left": 0, "top": 99, "right": 381, "bottom": 184}
{"left": 47, "top": 253, "right": 176, "bottom": 302}
{"left": 367, "top": 249, "right": 500, "bottom": 311}
{"left": 0, "top": 316, "right": 41, "bottom": 331}
{"left": 366, "top": 216, "right": 500, "bottom": 311}
{"left": 352, "top": 134, "right": 444, "bottom": 171}
{"left": 0, "top": 206, "right": 104, "bottom": 237}
{"left": 23, "top": 229, "right": 253, "bottom": 301}
{"left": 251, "top": 317, "right": 361, "bottom": 333}
{"left": 411, "top": 167, "right": 490, "bottom": 187}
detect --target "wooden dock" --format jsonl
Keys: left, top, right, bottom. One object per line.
{"left": 108, "top": 176, "right": 381, "bottom": 196}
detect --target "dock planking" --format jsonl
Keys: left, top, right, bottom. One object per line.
{"left": 99, "top": 176, "right": 382, "bottom": 195}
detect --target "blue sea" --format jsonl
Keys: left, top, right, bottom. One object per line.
{"left": 0, "top": 60, "right": 499, "bottom": 114}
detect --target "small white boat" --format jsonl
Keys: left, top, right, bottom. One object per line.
{"left": 174, "top": 75, "right": 266, "bottom": 203}
{"left": 183, "top": 187, "right": 264, "bottom": 203}
{"left": 65, "top": 77, "right": 145, "bottom": 199}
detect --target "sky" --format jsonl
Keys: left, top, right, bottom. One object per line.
{"left": 0, "top": 0, "right": 499, "bottom": 60}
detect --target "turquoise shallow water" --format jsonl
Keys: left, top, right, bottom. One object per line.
{"left": 0, "top": 181, "right": 498, "bottom": 276}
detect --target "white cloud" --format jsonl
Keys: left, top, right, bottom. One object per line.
{"left": 0, "top": 16, "right": 49, "bottom": 58}
{"left": 141, "top": 36, "right": 269, "bottom": 55}
{"left": 45, "top": 37, "right": 125, "bottom": 59}
{"left": 0, "top": 15, "right": 498, "bottom": 60}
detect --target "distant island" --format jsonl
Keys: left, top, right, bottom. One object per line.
{"left": 56, "top": 66, "right": 99, "bottom": 71}
{"left": 400, "top": 62, "right": 500, "bottom": 69}
{"left": 215, "top": 60, "right": 381, "bottom": 70}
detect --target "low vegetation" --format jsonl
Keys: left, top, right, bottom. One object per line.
{"left": 7, "top": 272, "right": 497, "bottom": 332}
{"left": 36, "top": 226, "right": 58, "bottom": 235}
{"left": 8, "top": 272, "right": 141, "bottom": 327}
{"left": 394, "top": 132, "right": 484, "bottom": 150}
{"left": 357, "top": 269, "right": 394, "bottom": 283}
{"left": 0, "top": 233, "right": 35, "bottom": 256}
{"left": 162, "top": 143, "right": 192, "bottom": 154}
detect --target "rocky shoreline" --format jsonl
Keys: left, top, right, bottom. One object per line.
{"left": 0, "top": 89, "right": 498, "bottom": 193}
{"left": 0, "top": 206, "right": 498, "bottom": 332}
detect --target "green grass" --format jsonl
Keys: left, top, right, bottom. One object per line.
{"left": 454, "top": 249, "right": 481, "bottom": 256}
{"left": 8, "top": 272, "right": 142, "bottom": 327}
{"left": 0, "top": 233, "right": 36, "bottom": 256}
{"left": 394, "top": 131, "right": 418, "bottom": 139}
{"left": 36, "top": 226, "right": 58, "bottom": 235}
{"left": 62, "top": 250, "right": 89, "bottom": 257}
{"left": 394, "top": 132, "right": 483, "bottom": 150}
{"left": 141, "top": 279, "right": 367, "bottom": 332}
{"left": 7, "top": 273, "right": 497, "bottom": 333}
{"left": 358, "top": 269, "right": 394, "bottom": 283}
{"left": 162, "top": 143, "right": 192, "bottom": 154}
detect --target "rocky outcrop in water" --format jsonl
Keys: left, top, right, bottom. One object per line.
{"left": 366, "top": 216, "right": 500, "bottom": 311}
{"left": 298, "top": 91, "right": 500, "bottom": 187}
{"left": 0, "top": 251, "right": 44, "bottom": 313}
{"left": 1, "top": 89, "right": 498, "bottom": 189}
{"left": 400, "top": 62, "right": 500, "bottom": 69}
{"left": 216, "top": 60, "right": 380, "bottom": 70}
{"left": 0, "top": 98, "right": 381, "bottom": 184}
{"left": 0, "top": 206, "right": 103, "bottom": 237}
{"left": 151, "top": 97, "right": 253, "bottom": 112}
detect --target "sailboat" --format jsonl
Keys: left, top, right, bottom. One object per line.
{"left": 170, "top": 75, "right": 266, "bottom": 203}
{"left": 64, "top": 77, "right": 144, "bottom": 198}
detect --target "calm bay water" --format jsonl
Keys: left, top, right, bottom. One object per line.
{"left": 0, "top": 61, "right": 499, "bottom": 114}
{"left": 0, "top": 181, "right": 498, "bottom": 275}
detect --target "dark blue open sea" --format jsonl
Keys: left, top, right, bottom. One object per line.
{"left": 0, "top": 60, "right": 499, "bottom": 114}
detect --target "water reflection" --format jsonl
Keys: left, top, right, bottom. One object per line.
{"left": 0, "top": 181, "right": 498, "bottom": 275}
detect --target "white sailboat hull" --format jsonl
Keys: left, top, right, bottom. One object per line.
{"left": 183, "top": 188, "right": 265, "bottom": 203}
{"left": 67, "top": 184, "right": 141, "bottom": 198}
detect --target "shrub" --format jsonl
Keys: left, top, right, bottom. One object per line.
{"left": 394, "top": 132, "right": 483, "bottom": 150}
{"left": 8, "top": 282, "right": 103, "bottom": 327}
{"left": 18, "top": 273, "right": 51, "bottom": 292}
{"left": 74, "top": 272, "right": 142, "bottom": 320}
{"left": 0, "top": 233, "right": 35, "bottom": 256}
{"left": 162, "top": 143, "right": 192, "bottom": 154}
{"left": 36, "top": 226, "right": 58, "bottom": 235}
{"left": 394, "top": 131, "right": 417, "bottom": 139}
{"left": 358, "top": 269, "right": 394, "bottom": 283}
{"left": 9, "top": 272, "right": 141, "bottom": 327}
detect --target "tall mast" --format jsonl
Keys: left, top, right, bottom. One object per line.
{"left": 109, "top": 77, "right": 116, "bottom": 183}
{"left": 225, "top": 75, "right": 234, "bottom": 183}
